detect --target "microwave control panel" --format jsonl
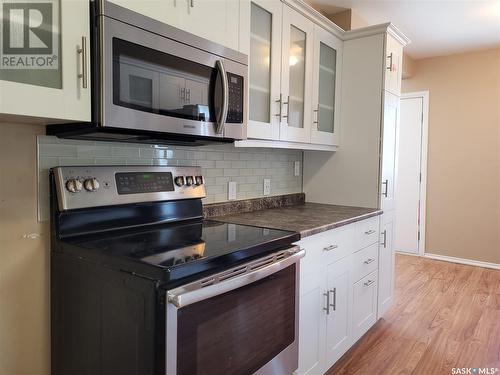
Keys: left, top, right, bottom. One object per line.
{"left": 226, "top": 73, "right": 244, "bottom": 124}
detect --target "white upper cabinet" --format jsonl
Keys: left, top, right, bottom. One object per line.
{"left": 241, "top": 0, "right": 343, "bottom": 150}
{"left": 179, "top": 0, "right": 240, "bottom": 51}
{"left": 311, "top": 25, "right": 342, "bottom": 146}
{"left": 0, "top": 0, "right": 91, "bottom": 122}
{"left": 247, "top": 0, "right": 282, "bottom": 140}
{"left": 110, "top": 0, "right": 240, "bottom": 50}
{"left": 109, "top": 0, "right": 182, "bottom": 27}
{"left": 384, "top": 33, "right": 404, "bottom": 96}
{"left": 279, "top": 5, "right": 314, "bottom": 144}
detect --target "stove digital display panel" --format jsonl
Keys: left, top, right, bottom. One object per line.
{"left": 115, "top": 172, "right": 174, "bottom": 194}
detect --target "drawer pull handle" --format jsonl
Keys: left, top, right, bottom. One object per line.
{"left": 364, "top": 280, "right": 375, "bottom": 287}
{"left": 364, "top": 229, "right": 376, "bottom": 235}
{"left": 364, "top": 258, "right": 375, "bottom": 265}
{"left": 323, "top": 244, "right": 338, "bottom": 251}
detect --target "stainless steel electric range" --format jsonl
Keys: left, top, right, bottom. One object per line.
{"left": 50, "top": 165, "right": 303, "bottom": 375}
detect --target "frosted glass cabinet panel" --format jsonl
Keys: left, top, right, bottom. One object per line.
{"left": 311, "top": 25, "right": 342, "bottom": 146}
{"left": 288, "top": 26, "right": 306, "bottom": 129}
{"left": 249, "top": 4, "right": 272, "bottom": 123}
{"left": 280, "top": 5, "right": 313, "bottom": 144}
{"left": 247, "top": 0, "right": 282, "bottom": 140}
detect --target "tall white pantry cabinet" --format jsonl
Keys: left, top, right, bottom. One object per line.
{"left": 301, "top": 23, "right": 409, "bottom": 373}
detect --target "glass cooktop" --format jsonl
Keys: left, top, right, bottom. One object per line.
{"left": 63, "top": 219, "right": 300, "bottom": 283}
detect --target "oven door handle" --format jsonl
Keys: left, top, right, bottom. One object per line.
{"left": 215, "top": 59, "right": 229, "bottom": 135}
{"left": 167, "top": 248, "right": 305, "bottom": 308}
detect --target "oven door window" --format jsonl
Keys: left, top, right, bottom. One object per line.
{"left": 176, "top": 264, "right": 296, "bottom": 375}
{"left": 113, "top": 38, "right": 221, "bottom": 122}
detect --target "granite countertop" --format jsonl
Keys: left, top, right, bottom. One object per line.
{"left": 212, "top": 201, "right": 382, "bottom": 238}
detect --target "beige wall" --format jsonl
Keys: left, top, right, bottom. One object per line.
{"left": 402, "top": 53, "right": 416, "bottom": 79}
{"left": 402, "top": 48, "right": 500, "bottom": 264}
{"left": 0, "top": 123, "right": 50, "bottom": 375}
{"left": 326, "top": 8, "right": 369, "bottom": 31}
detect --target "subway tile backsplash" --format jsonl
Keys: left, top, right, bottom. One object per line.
{"left": 36, "top": 136, "right": 303, "bottom": 221}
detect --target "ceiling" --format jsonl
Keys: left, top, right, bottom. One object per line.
{"left": 308, "top": 0, "right": 500, "bottom": 59}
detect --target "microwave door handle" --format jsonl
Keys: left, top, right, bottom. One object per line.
{"left": 215, "top": 59, "right": 229, "bottom": 135}
{"left": 167, "top": 248, "right": 305, "bottom": 308}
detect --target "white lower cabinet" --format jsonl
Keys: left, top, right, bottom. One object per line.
{"left": 298, "top": 271, "right": 325, "bottom": 375}
{"left": 352, "top": 270, "right": 378, "bottom": 341}
{"left": 297, "top": 215, "right": 386, "bottom": 374}
{"left": 377, "top": 211, "right": 395, "bottom": 317}
{"left": 324, "top": 256, "right": 352, "bottom": 366}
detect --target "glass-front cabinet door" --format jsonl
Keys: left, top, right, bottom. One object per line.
{"left": 247, "top": 0, "right": 282, "bottom": 140}
{"left": 280, "top": 5, "right": 314, "bottom": 144}
{"left": 310, "top": 25, "right": 342, "bottom": 146}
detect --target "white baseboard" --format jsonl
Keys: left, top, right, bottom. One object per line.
{"left": 423, "top": 253, "right": 500, "bottom": 270}
{"left": 395, "top": 251, "right": 420, "bottom": 257}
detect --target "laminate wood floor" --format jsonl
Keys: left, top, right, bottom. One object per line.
{"left": 327, "top": 254, "right": 500, "bottom": 375}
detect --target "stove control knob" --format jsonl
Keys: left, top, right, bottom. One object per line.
{"left": 66, "top": 179, "right": 83, "bottom": 193}
{"left": 174, "top": 176, "right": 185, "bottom": 187}
{"left": 195, "top": 176, "right": 204, "bottom": 186}
{"left": 84, "top": 178, "right": 100, "bottom": 192}
{"left": 185, "top": 176, "right": 194, "bottom": 186}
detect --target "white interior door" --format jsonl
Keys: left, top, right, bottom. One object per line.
{"left": 395, "top": 96, "right": 424, "bottom": 254}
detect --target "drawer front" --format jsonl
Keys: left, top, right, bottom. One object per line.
{"left": 355, "top": 216, "right": 380, "bottom": 250}
{"left": 352, "top": 270, "right": 378, "bottom": 341}
{"left": 352, "top": 243, "right": 379, "bottom": 283}
{"left": 299, "top": 225, "right": 355, "bottom": 280}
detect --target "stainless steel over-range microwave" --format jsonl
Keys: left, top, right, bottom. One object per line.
{"left": 47, "top": 0, "right": 248, "bottom": 145}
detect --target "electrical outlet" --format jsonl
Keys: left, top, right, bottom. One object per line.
{"left": 294, "top": 161, "right": 301, "bottom": 176}
{"left": 263, "top": 179, "right": 271, "bottom": 196}
{"left": 228, "top": 181, "right": 237, "bottom": 200}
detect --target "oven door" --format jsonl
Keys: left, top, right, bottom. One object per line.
{"left": 166, "top": 247, "right": 304, "bottom": 375}
{"left": 99, "top": 14, "right": 247, "bottom": 140}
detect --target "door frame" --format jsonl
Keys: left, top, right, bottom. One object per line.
{"left": 399, "top": 91, "right": 429, "bottom": 256}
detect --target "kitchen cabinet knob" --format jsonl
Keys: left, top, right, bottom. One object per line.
{"left": 364, "top": 280, "right": 375, "bottom": 287}
{"left": 364, "top": 258, "right": 375, "bottom": 264}
{"left": 364, "top": 229, "right": 376, "bottom": 235}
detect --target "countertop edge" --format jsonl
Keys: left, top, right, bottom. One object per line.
{"left": 298, "top": 209, "right": 383, "bottom": 239}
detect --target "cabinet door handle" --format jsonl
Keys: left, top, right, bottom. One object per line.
{"left": 364, "top": 258, "right": 375, "bottom": 264}
{"left": 387, "top": 52, "right": 393, "bottom": 71}
{"left": 282, "top": 95, "right": 289, "bottom": 123}
{"left": 382, "top": 180, "right": 389, "bottom": 197}
{"left": 323, "top": 291, "right": 330, "bottom": 315}
{"left": 275, "top": 94, "right": 282, "bottom": 121}
{"left": 77, "top": 36, "right": 88, "bottom": 89}
{"left": 190, "top": 0, "right": 194, "bottom": 7}
{"left": 323, "top": 244, "right": 338, "bottom": 252}
{"left": 381, "top": 230, "right": 387, "bottom": 248}
{"left": 364, "top": 280, "right": 375, "bottom": 287}
{"left": 313, "top": 104, "right": 319, "bottom": 124}
{"left": 364, "top": 229, "right": 376, "bottom": 235}
{"left": 330, "top": 288, "right": 336, "bottom": 311}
